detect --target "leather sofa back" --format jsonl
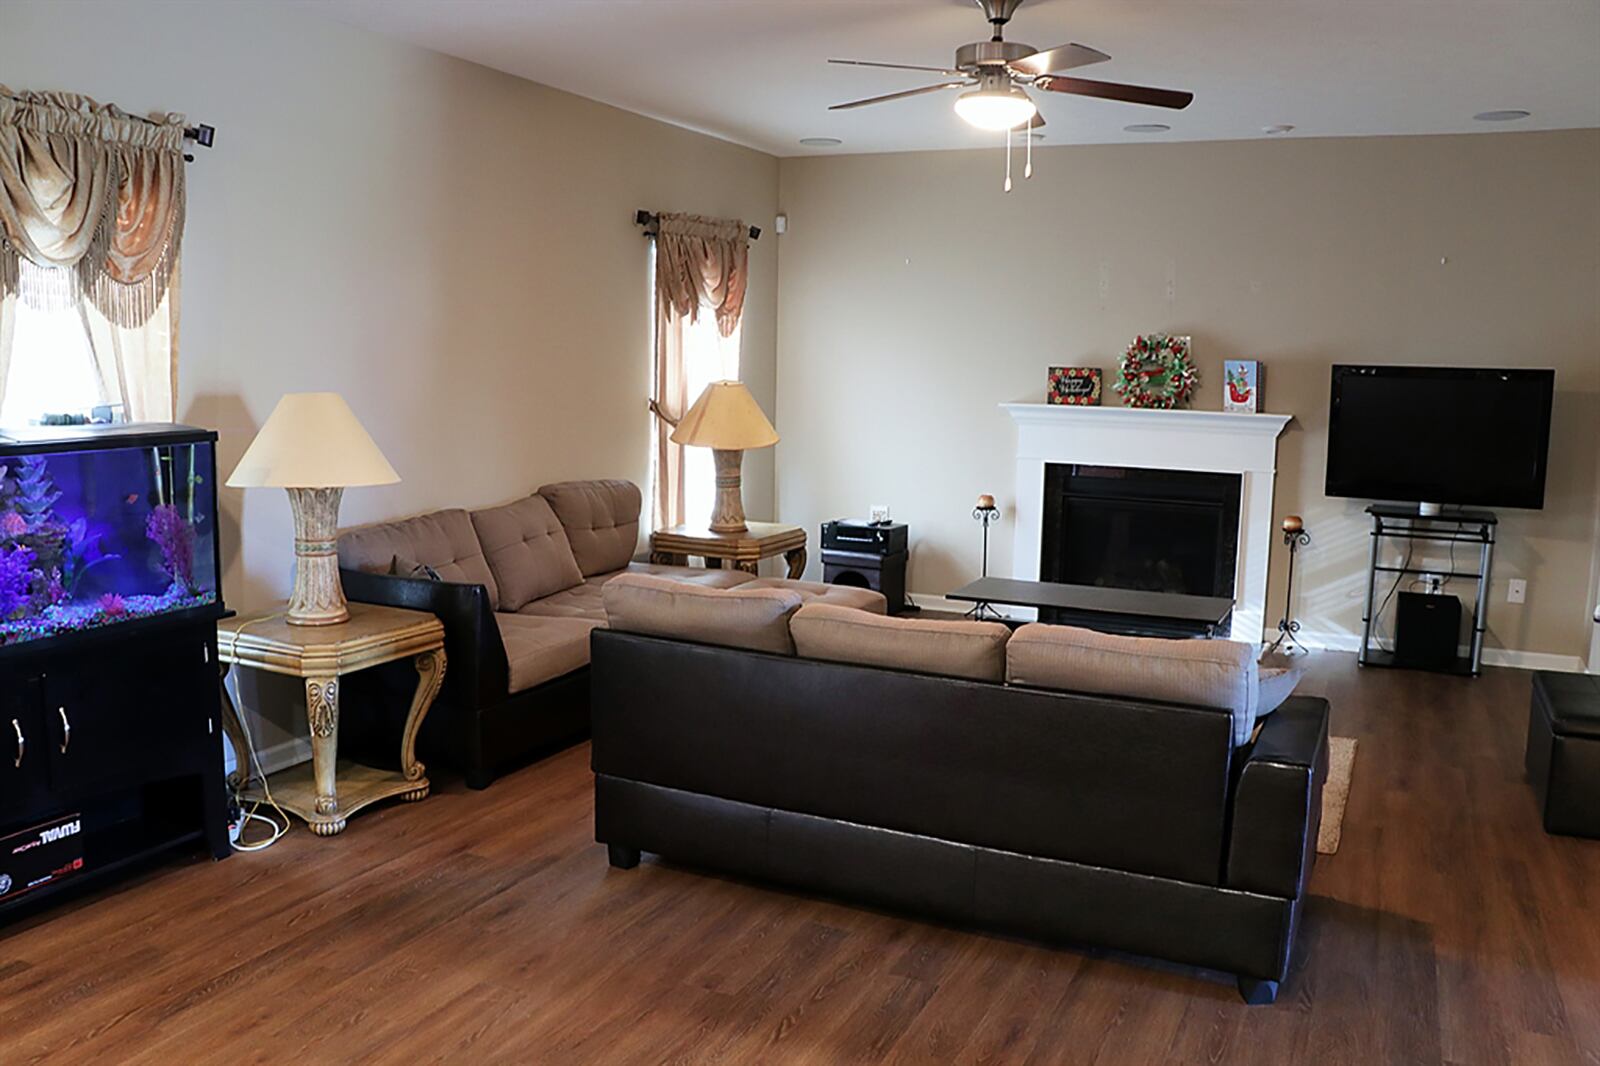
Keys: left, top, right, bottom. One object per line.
{"left": 591, "top": 630, "right": 1237, "bottom": 886}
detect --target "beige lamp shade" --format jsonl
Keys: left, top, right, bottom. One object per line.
{"left": 670, "top": 381, "right": 779, "bottom": 450}
{"left": 226, "top": 393, "right": 400, "bottom": 488}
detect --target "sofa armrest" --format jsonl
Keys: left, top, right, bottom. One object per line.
{"left": 1225, "top": 696, "right": 1330, "bottom": 898}
{"left": 340, "top": 568, "right": 508, "bottom": 708}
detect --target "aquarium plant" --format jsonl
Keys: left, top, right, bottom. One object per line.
{"left": 146, "top": 503, "right": 197, "bottom": 594}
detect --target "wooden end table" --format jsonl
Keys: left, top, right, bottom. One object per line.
{"left": 217, "top": 602, "right": 446, "bottom": 837}
{"left": 650, "top": 521, "right": 807, "bottom": 579}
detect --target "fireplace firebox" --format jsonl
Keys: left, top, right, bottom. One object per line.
{"left": 1040, "top": 464, "right": 1242, "bottom": 599}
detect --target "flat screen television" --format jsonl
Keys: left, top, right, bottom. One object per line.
{"left": 1325, "top": 365, "right": 1555, "bottom": 511}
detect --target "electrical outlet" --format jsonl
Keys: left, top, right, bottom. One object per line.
{"left": 869, "top": 504, "right": 890, "bottom": 524}
{"left": 1507, "top": 578, "right": 1527, "bottom": 605}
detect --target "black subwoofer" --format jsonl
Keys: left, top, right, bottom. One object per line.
{"left": 1394, "top": 591, "right": 1462, "bottom": 670}
{"left": 820, "top": 520, "right": 909, "bottom": 615}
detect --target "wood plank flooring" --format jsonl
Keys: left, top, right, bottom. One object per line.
{"left": 3, "top": 652, "right": 1598, "bottom": 1064}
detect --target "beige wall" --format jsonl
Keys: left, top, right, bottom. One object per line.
{"left": 776, "top": 131, "right": 1600, "bottom": 663}
{"left": 0, "top": 0, "right": 780, "bottom": 618}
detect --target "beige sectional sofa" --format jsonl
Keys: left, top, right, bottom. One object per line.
{"left": 336, "top": 479, "right": 884, "bottom": 787}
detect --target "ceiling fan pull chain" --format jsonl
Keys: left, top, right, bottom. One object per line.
{"left": 1025, "top": 119, "right": 1033, "bottom": 179}
{"left": 1004, "top": 124, "right": 1013, "bottom": 192}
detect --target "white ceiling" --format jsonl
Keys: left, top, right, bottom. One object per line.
{"left": 302, "top": 0, "right": 1600, "bottom": 156}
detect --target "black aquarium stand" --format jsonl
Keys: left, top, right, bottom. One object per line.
{"left": 1358, "top": 504, "right": 1496, "bottom": 677}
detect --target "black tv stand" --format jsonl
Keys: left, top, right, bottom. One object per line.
{"left": 1358, "top": 504, "right": 1496, "bottom": 676}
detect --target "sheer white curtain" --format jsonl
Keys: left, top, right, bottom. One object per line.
{"left": 678, "top": 311, "right": 742, "bottom": 529}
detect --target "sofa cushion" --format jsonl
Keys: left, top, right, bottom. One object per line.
{"left": 338, "top": 509, "right": 500, "bottom": 609}
{"left": 1257, "top": 650, "right": 1309, "bottom": 718}
{"left": 518, "top": 581, "right": 607, "bottom": 622}
{"left": 1006, "top": 623, "right": 1260, "bottom": 747}
{"left": 470, "top": 495, "right": 585, "bottom": 612}
{"left": 538, "top": 480, "right": 642, "bottom": 578}
{"left": 493, "top": 614, "right": 599, "bottom": 693}
{"left": 604, "top": 562, "right": 758, "bottom": 590}
{"left": 740, "top": 577, "right": 888, "bottom": 614}
{"left": 524, "top": 564, "right": 763, "bottom": 623}
{"left": 791, "top": 604, "right": 1011, "bottom": 682}
{"left": 602, "top": 573, "right": 803, "bottom": 655}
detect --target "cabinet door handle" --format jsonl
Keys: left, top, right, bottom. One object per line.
{"left": 57, "top": 707, "right": 70, "bottom": 755}
{"left": 11, "top": 718, "right": 22, "bottom": 769}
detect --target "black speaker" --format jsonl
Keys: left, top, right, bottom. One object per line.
{"left": 1394, "top": 591, "right": 1461, "bottom": 670}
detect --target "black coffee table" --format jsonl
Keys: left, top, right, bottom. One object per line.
{"left": 946, "top": 577, "right": 1234, "bottom": 639}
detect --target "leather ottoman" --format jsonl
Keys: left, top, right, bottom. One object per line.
{"left": 1526, "top": 672, "right": 1600, "bottom": 839}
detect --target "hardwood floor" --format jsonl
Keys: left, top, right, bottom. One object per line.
{"left": 3, "top": 652, "right": 1598, "bottom": 1064}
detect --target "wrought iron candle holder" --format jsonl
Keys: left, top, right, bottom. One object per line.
{"left": 1266, "top": 515, "right": 1311, "bottom": 656}
{"left": 967, "top": 494, "right": 1003, "bottom": 621}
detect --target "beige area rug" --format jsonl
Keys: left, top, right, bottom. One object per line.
{"left": 1317, "top": 736, "right": 1358, "bottom": 855}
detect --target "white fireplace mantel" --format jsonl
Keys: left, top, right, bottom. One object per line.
{"left": 1000, "top": 403, "right": 1293, "bottom": 641}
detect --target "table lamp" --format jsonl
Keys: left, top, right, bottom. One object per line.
{"left": 227, "top": 393, "right": 399, "bottom": 626}
{"left": 670, "top": 381, "right": 779, "bottom": 533}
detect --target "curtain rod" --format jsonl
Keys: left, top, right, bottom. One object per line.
{"left": 634, "top": 209, "right": 760, "bottom": 241}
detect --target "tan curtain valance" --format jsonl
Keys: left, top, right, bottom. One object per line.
{"left": 0, "top": 86, "right": 186, "bottom": 328}
{"left": 654, "top": 212, "right": 749, "bottom": 339}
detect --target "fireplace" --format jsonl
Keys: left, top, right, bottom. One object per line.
{"left": 1001, "top": 404, "right": 1293, "bottom": 641}
{"left": 1040, "top": 464, "right": 1241, "bottom": 598}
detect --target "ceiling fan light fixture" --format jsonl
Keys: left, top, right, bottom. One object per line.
{"left": 954, "top": 87, "right": 1038, "bottom": 132}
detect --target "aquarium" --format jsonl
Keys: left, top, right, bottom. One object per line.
{"left": 0, "top": 425, "right": 222, "bottom": 648}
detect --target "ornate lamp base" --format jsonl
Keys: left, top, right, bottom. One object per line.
{"left": 708, "top": 448, "right": 749, "bottom": 533}
{"left": 286, "top": 486, "right": 349, "bottom": 626}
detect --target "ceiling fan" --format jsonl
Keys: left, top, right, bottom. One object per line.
{"left": 829, "top": 0, "right": 1193, "bottom": 134}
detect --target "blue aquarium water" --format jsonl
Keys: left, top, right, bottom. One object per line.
{"left": 0, "top": 428, "right": 219, "bottom": 647}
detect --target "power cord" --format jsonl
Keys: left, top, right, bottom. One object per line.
{"left": 224, "top": 612, "right": 292, "bottom": 852}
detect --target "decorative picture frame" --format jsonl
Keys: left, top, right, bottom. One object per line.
{"left": 1224, "top": 360, "right": 1262, "bottom": 412}
{"left": 1047, "top": 366, "right": 1102, "bottom": 406}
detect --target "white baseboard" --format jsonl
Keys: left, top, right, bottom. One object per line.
{"left": 221, "top": 732, "right": 311, "bottom": 780}
{"left": 909, "top": 592, "right": 1588, "bottom": 674}
{"left": 1279, "top": 629, "right": 1586, "bottom": 674}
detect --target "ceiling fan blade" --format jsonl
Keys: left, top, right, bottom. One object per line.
{"left": 1036, "top": 76, "right": 1193, "bottom": 110}
{"left": 829, "top": 81, "right": 969, "bottom": 111}
{"left": 1009, "top": 43, "right": 1111, "bottom": 77}
{"left": 829, "top": 59, "right": 965, "bottom": 77}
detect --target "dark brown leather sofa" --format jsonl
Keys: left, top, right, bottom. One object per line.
{"left": 336, "top": 480, "right": 883, "bottom": 788}
{"left": 590, "top": 627, "right": 1330, "bottom": 1004}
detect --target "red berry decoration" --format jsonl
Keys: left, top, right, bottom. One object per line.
{"left": 1114, "top": 334, "right": 1197, "bottom": 410}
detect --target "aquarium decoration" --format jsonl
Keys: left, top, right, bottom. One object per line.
{"left": 0, "top": 439, "right": 219, "bottom": 647}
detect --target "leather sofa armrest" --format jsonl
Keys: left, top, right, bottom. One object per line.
{"left": 340, "top": 568, "right": 509, "bottom": 708}
{"left": 1225, "top": 696, "right": 1330, "bottom": 898}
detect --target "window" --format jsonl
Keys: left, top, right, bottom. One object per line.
{"left": 678, "top": 309, "right": 742, "bottom": 529}
{"left": 0, "top": 300, "right": 105, "bottom": 428}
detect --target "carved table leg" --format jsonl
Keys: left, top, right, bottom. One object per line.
{"left": 399, "top": 647, "right": 446, "bottom": 802}
{"left": 304, "top": 675, "right": 345, "bottom": 835}
{"left": 784, "top": 546, "right": 808, "bottom": 581}
{"left": 736, "top": 560, "right": 760, "bottom": 575}
{"left": 217, "top": 662, "right": 251, "bottom": 792}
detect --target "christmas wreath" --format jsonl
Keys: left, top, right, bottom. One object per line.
{"left": 1115, "top": 334, "right": 1198, "bottom": 409}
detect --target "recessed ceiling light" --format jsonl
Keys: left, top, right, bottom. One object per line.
{"left": 798, "top": 137, "right": 842, "bottom": 147}
{"left": 1262, "top": 124, "right": 1295, "bottom": 135}
{"left": 1124, "top": 123, "right": 1170, "bottom": 134}
{"left": 1474, "top": 109, "right": 1530, "bottom": 122}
